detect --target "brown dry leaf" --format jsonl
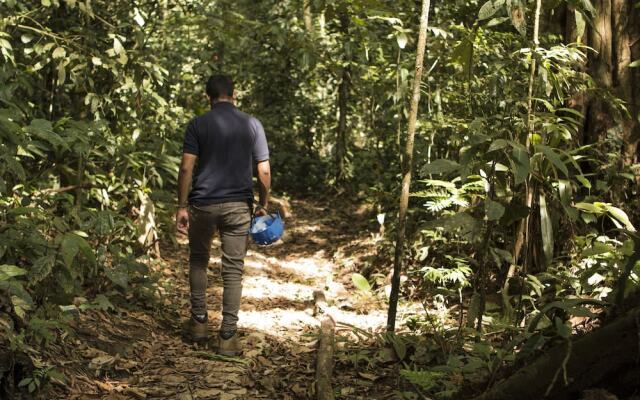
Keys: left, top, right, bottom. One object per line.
{"left": 341, "top": 387, "right": 356, "bottom": 395}
{"left": 229, "top": 388, "right": 247, "bottom": 395}
{"left": 123, "top": 387, "right": 147, "bottom": 399}
{"left": 163, "top": 374, "right": 187, "bottom": 385}
{"left": 89, "top": 355, "right": 115, "bottom": 369}
{"left": 194, "top": 388, "right": 222, "bottom": 397}
{"left": 358, "top": 372, "right": 379, "bottom": 381}
{"left": 220, "top": 393, "right": 236, "bottom": 400}
{"left": 95, "top": 380, "right": 114, "bottom": 392}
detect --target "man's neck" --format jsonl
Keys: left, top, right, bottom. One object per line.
{"left": 211, "top": 97, "right": 234, "bottom": 107}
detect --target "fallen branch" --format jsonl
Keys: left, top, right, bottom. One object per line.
{"left": 32, "top": 184, "right": 95, "bottom": 196}
{"left": 313, "top": 290, "right": 336, "bottom": 400}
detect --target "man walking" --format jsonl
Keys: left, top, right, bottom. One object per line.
{"left": 175, "top": 75, "right": 271, "bottom": 356}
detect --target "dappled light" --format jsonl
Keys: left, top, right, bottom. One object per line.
{"left": 2, "top": 0, "right": 640, "bottom": 399}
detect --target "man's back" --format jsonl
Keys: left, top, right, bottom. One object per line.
{"left": 183, "top": 102, "right": 269, "bottom": 205}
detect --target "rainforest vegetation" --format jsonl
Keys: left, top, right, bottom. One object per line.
{"left": 1, "top": 0, "right": 640, "bottom": 399}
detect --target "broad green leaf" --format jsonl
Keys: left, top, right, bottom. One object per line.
{"left": 537, "top": 145, "right": 569, "bottom": 177}
{"left": 488, "top": 139, "right": 508, "bottom": 152}
{"left": 30, "top": 255, "right": 55, "bottom": 283}
{"left": 61, "top": 233, "right": 95, "bottom": 268}
{"left": 576, "top": 175, "right": 591, "bottom": 189}
{"left": 486, "top": 198, "right": 505, "bottom": 220}
{"left": 351, "top": 273, "right": 371, "bottom": 292}
{"left": 539, "top": 193, "right": 553, "bottom": 265}
{"left": 113, "top": 38, "right": 124, "bottom": 55}
{"left": 396, "top": 32, "right": 407, "bottom": 49}
{"left": 574, "top": 10, "right": 585, "bottom": 42}
{"left": 0, "top": 264, "right": 27, "bottom": 281}
{"left": 630, "top": 59, "right": 640, "bottom": 68}
{"left": 421, "top": 159, "right": 460, "bottom": 175}
{"left": 605, "top": 205, "right": 636, "bottom": 232}
{"left": 478, "top": 0, "right": 505, "bottom": 20}
{"left": 574, "top": 202, "right": 605, "bottom": 214}
{"left": 511, "top": 144, "right": 530, "bottom": 185}
{"left": 134, "top": 8, "right": 146, "bottom": 27}
{"left": 451, "top": 35, "right": 474, "bottom": 78}
{"left": 52, "top": 47, "right": 66, "bottom": 59}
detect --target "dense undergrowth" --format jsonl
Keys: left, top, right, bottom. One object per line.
{"left": 1, "top": 0, "right": 640, "bottom": 399}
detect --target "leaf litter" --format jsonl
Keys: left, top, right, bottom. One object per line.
{"left": 37, "top": 199, "right": 405, "bottom": 399}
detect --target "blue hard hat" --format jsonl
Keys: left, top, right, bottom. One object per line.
{"left": 249, "top": 213, "right": 284, "bottom": 245}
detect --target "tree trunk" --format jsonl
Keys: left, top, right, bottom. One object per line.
{"left": 387, "top": 0, "right": 431, "bottom": 332}
{"left": 303, "top": 0, "right": 313, "bottom": 35}
{"left": 335, "top": 9, "right": 350, "bottom": 183}
{"left": 472, "top": 307, "right": 640, "bottom": 400}
{"left": 585, "top": 0, "right": 614, "bottom": 146}
{"left": 613, "top": 0, "right": 640, "bottom": 169}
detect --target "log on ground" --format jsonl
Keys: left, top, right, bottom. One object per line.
{"left": 473, "top": 307, "right": 640, "bottom": 400}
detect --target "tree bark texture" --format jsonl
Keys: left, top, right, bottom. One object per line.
{"left": 387, "top": 0, "right": 431, "bottom": 332}
{"left": 313, "top": 290, "right": 335, "bottom": 400}
{"left": 612, "top": 0, "right": 640, "bottom": 168}
{"left": 472, "top": 307, "right": 640, "bottom": 400}
{"left": 585, "top": 0, "right": 614, "bottom": 146}
{"left": 335, "top": 9, "right": 350, "bottom": 183}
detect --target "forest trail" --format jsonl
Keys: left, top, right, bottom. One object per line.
{"left": 55, "top": 199, "right": 399, "bottom": 399}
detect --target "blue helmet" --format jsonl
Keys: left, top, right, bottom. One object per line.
{"left": 249, "top": 213, "right": 284, "bottom": 245}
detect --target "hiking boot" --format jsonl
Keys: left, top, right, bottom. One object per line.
{"left": 181, "top": 316, "right": 210, "bottom": 343}
{"left": 218, "top": 330, "right": 241, "bottom": 356}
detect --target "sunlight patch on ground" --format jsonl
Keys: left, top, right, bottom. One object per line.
{"left": 242, "top": 276, "right": 314, "bottom": 301}
{"left": 240, "top": 309, "right": 319, "bottom": 332}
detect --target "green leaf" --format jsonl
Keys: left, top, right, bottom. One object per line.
{"left": 554, "top": 317, "right": 571, "bottom": 338}
{"left": 421, "top": 159, "right": 460, "bottom": 175}
{"left": 478, "top": 0, "right": 505, "bottom": 20}
{"left": 52, "top": 47, "right": 66, "bottom": 59}
{"left": 488, "top": 139, "right": 508, "bottom": 152}
{"left": 576, "top": 175, "right": 591, "bottom": 189}
{"left": 574, "top": 10, "right": 585, "bottom": 42}
{"left": 113, "top": 38, "right": 124, "bottom": 55}
{"left": 539, "top": 193, "right": 553, "bottom": 265}
{"left": 574, "top": 202, "right": 603, "bottom": 214}
{"left": 511, "top": 144, "right": 530, "bottom": 185}
{"left": 351, "top": 273, "right": 371, "bottom": 292}
{"left": 537, "top": 145, "right": 569, "bottom": 177}
{"left": 630, "top": 59, "right": 640, "bottom": 68}
{"left": 486, "top": 198, "right": 505, "bottom": 220}
{"left": 605, "top": 205, "right": 636, "bottom": 232}
{"left": 30, "top": 255, "right": 56, "bottom": 283}
{"left": 396, "top": 32, "right": 407, "bottom": 49}
{"left": 0, "top": 264, "right": 27, "bottom": 281}
{"left": 60, "top": 233, "right": 94, "bottom": 268}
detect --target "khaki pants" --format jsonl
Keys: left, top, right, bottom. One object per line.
{"left": 188, "top": 201, "right": 251, "bottom": 331}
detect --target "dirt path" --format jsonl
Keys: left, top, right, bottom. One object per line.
{"left": 57, "top": 198, "right": 399, "bottom": 399}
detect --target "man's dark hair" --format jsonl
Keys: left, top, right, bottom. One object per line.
{"left": 206, "top": 75, "right": 234, "bottom": 100}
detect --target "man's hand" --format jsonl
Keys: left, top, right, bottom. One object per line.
{"left": 176, "top": 207, "right": 189, "bottom": 235}
{"left": 254, "top": 204, "right": 268, "bottom": 217}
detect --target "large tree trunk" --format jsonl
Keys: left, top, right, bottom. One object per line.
{"left": 335, "top": 9, "right": 350, "bottom": 183}
{"left": 613, "top": 0, "right": 640, "bottom": 169}
{"left": 472, "top": 307, "right": 640, "bottom": 400}
{"left": 387, "top": 0, "right": 431, "bottom": 332}
{"left": 584, "top": 0, "right": 614, "bottom": 146}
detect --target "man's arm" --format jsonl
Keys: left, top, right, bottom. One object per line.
{"left": 256, "top": 160, "right": 271, "bottom": 216}
{"left": 176, "top": 153, "right": 197, "bottom": 234}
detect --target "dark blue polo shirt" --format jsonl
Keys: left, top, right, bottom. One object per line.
{"left": 182, "top": 102, "right": 269, "bottom": 205}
